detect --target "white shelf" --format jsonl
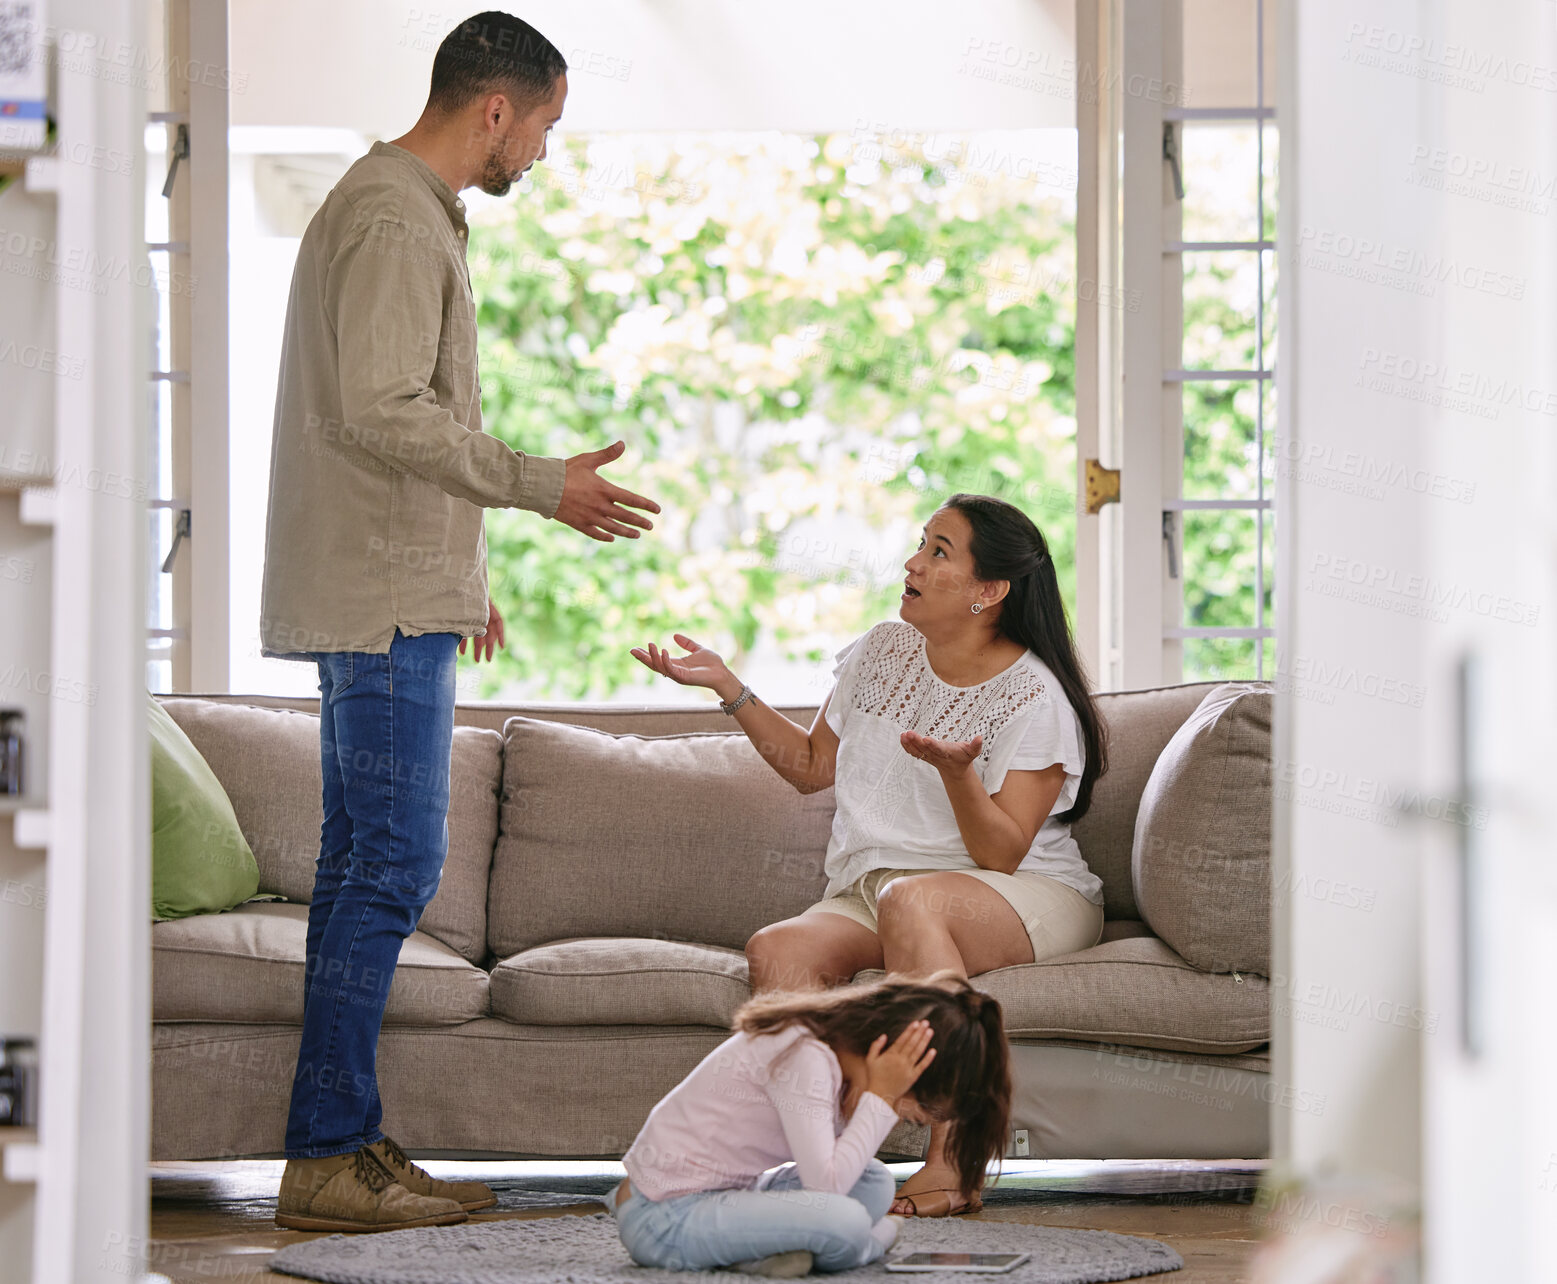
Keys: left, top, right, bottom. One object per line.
{"left": 1, "top": 1130, "right": 40, "bottom": 1184}
{"left": 10, "top": 809, "right": 49, "bottom": 849}
{"left": 2, "top": 6, "right": 164, "bottom": 1280}
{"left": 17, "top": 488, "right": 56, "bottom": 527}
{"left": 23, "top": 158, "right": 57, "bottom": 194}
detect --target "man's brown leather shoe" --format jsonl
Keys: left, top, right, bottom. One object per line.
{"left": 275, "top": 1145, "right": 469, "bottom": 1232}
{"left": 368, "top": 1135, "right": 498, "bottom": 1212}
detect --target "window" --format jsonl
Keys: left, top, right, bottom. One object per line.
{"left": 1076, "top": 0, "right": 1278, "bottom": 689}
{"left": 144, "top": 0, "right": 229, "bottom": 694}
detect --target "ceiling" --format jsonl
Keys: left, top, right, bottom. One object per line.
{"left": 229, "top": 0, "right": 1079, "bottom": 137}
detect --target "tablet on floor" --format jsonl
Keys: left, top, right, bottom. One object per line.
{"left": 885, "top": 1251, "right": 1030, "bottom": 1273}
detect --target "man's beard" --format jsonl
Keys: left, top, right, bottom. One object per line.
{"left": 480, "top": 141, "right": 522, "bottom": 197}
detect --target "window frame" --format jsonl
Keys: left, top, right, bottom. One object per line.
{"left": 1076, "top": 0, "right": 1277, "bottom": 689}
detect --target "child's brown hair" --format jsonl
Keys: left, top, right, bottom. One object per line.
{"left": 733, "top": 971, "right": 1012, "bottom": 1198}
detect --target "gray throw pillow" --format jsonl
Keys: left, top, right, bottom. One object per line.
{"left": 1130, "top": 683, "right": 1271, "bottom": 974}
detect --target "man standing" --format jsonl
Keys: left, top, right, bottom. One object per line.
{"left": 260, "top": 12, "right": 659, "bottom": 1232}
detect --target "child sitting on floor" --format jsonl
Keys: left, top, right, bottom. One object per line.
{"left": 611, "top": 972, "right": 1012, "bottom": 1276}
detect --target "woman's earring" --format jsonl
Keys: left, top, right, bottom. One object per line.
{"left": 970, "top": 603, "right": 983, "bottom": 614}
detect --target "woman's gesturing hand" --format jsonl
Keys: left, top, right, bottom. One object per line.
{"left": 864, "top": 1019, "right": 937, "bottom": 1107}
{"left": 630, "top": 634, "right": 735, "bottom": 694}
{"left": 900, "top": 729, "right": 983, "bottom": 778}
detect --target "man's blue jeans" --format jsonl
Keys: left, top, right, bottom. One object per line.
{"left": 613, "top": 1161, "right": 898, "bottom": 1272}
{"left": 284, "top": 629, "right": 460, "bottom": 1159}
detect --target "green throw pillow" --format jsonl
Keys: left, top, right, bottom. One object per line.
{"left": 148, "top": 694, "right": 260, "bottom": 919}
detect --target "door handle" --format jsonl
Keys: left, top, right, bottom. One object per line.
{"left": 1455, "top": 653, "right": 1483, "bottom": 1059}
{"left": 160, "top": 507, "right": 191, "bottom": 574}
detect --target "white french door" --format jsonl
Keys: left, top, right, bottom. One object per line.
{"left": 1417, "top": 3, "right": 1557, "bottom": 1278}
{"left": 1077, "top": 0, "right": 1278, "bottom": 691}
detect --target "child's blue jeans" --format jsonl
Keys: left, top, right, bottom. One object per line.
{"left": 613, "top": 1160, "right": 898, "bottom": 1272}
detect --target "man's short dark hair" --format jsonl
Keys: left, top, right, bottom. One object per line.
{"left": 427, "top": 11, "right": 567, "bottom": 116}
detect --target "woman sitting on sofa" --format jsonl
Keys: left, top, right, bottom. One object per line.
{"left": 630, "top": 492, "right": 1108, "bottom": 1219}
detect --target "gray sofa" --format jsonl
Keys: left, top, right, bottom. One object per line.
{"left": 151, "top": 680, "right": 1273, "bottom": 1164}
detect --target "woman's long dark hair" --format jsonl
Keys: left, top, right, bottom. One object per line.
{"left": 944, "top": 493, "right": 1108, "bottom": 822}
{"left": 734, "top": 973, "right": 1011, "bottom": 1199}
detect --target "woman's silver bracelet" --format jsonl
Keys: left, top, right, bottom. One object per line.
{"left": 719, "top": 683, "right": 756, "bottom": 716}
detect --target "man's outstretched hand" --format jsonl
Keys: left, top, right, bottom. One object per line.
{"left": 553, "top": 440, "right": 661, "bottom": 542}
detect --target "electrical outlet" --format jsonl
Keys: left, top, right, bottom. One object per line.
{"left": 1011, "top": 1129, "right": 1030, "bottom": 1157}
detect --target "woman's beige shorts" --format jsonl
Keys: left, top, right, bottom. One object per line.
{"left": 802, "top": 865, "right": 1104, "bottom": 963}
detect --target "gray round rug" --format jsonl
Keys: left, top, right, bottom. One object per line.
{"left": 270, "top": 1210, "right": 1182, "bottom": 1284}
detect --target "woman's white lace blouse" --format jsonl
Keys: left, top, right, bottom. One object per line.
{"left": 821, "top": 621, "right": 1103, "bottom": 905}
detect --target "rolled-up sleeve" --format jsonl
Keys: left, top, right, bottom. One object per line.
{"left": 330, "top": 216, "right": 565, "bottom": 516}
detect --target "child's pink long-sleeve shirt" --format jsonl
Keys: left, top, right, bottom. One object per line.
{"left": 621, "top": 1024, "right": 901, "bottom": 1201}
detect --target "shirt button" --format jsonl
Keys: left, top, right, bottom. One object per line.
{"left": 455, "top": 199, "right": 464, "bottom": 210}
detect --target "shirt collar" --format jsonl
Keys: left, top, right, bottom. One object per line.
{"left": 370, "top": 140, "right": 469, "bottom": 229}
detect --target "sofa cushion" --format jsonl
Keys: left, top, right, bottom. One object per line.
{"left": 158, "top": 698, "right": 502, "bottom": 963}
{"left": 148, "top": 692, "right": 260, "bottom": 920}
{"left": 1070, "top": 682, "right": 1224, "bottom": 921}
{"left": 490, "top": 938, "right": 750, "bottom": 1027}
{"left": 1131, "top": 684, "right": 1272, "bottom": 974}
{"left": 860, "top": 933, "right": 1268, "bottom": 1054}
{"left": 152, "top": 902, "right": 488, "bottom": 1026}
{"left": 488, "top": 718, "right": 835, "bottom": 957}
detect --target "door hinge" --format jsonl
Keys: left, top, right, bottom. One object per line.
{"left": 1084, "top": 458, "right": 1120, "bottom": 514}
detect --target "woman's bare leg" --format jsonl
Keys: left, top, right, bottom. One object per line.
{"left": 873, "top": 873, "right": 1034, "bottom": 1214}
{"left": 745, "top": 912, "right": 884, "bottom": 993}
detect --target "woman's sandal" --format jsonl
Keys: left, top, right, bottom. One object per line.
{"left": 892, "top": 1188, "right": 984, "bottom": 1218}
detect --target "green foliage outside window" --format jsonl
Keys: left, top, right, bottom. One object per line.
{"left": 464, "top": 128, "right": 1269, "bottom": 700}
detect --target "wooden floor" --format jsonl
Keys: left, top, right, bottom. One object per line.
{"left": 148, "top": 1159, "right": 1271, "bottom": 1281}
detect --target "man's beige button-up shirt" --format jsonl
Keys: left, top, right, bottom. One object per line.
{"left": 260, "top": 141, "right": 565, "bottom": 659}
